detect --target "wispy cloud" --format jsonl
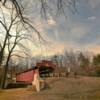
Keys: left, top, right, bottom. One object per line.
{"left": 21, "top": 0, "right": 100, "bottom": 56}
{"left": 47, "top": 16, "right": 56, "bottom": 26}
{"left": 88, "top": 0, "right": 100, "bottom": 9}
{"left": 88, "top": 16, "right": 96, "bottom": 20}
{"left": 69, "top": 24, "right": 90, "bottom": 39}
{"left": 87, "top": 46, "right": 100, "bottom": 54}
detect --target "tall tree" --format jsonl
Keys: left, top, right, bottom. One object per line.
{"left": 78, "top": 52, "right": 90, "bottom": 68}
{"left": 93, "top": 54, "right": 100, "bottom": 67}
{"left": 93, "top": 54, "right": 100, "bottom": 76}
{"left": 0, "top": 3, "right": 36, "bottom": 88}
{"left": 63, "top": 50, "right": 79, "bottom": 73}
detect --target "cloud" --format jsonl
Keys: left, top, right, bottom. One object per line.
{"left": 70, "top": 25, "right": 89, "bottom": 39}
{"left": 30, "top": 13, "right": 100, "bottom": 56}
{"left": 87, "top": 46, "right": 100, "bottom": 54}
{"left": 47, "top": 43, "right": 65, "bottom": 55}
{"left": 88, "top": 16, "right": 96, "bottom": 20}
{"left": 30, "top": 41, "right": 65, "bottom": 56}
{"left": 88, "top": 0, "right": 100, "bottom": 9}
{"left": 19, "top": 1, "right": 100, "bottom": 56}
{"left": 47, "top": 16, "right": 56, "bottom": 26}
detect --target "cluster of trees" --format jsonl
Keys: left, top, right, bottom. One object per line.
{"left": 51, "top": 51, "right": 100, "bottom": 76}
{"left": 7, "top": 50, "right": 100, "bottom": 78}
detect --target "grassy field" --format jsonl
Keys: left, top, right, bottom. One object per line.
{"left": 0, "top": 76, "right": 100, "bottom": 100}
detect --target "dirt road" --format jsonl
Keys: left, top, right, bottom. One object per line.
{"left": 0, "top": 77, "right": 100, "bottom": 100}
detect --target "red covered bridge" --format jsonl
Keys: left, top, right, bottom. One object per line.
{"left": 16, "top": 60, "right": 56, "bottom": 83}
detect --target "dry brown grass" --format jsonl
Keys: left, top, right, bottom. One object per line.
{"left": 0, "top": 76, "right": 100, "bottom": 100}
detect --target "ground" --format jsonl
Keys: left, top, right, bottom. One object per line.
{"left": 0, "top": 76, "right": 100, "bottom": 100}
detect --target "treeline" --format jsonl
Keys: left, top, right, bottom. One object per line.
{"left": 51, "top": 50, "right": 100, "bottom": 76}
{"left": 8, "top": 50, "right": 100, "bottom": 77}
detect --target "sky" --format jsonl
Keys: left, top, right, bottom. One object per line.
{"left": 25, "top": 0, "right": 100, "bottom": 56}
{"left": 1, "top": 0, "right": 100, "bottom": 57}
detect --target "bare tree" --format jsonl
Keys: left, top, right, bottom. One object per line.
{"left": 0, "top": 3, "right": 37, "bottom": 88}
{"left": 63, "top": 50, "right": 79, "bottom": 74}
{"left": 63, "top": 50, "right": 92, "bottom": 76}
{"left": 0, "top": 0, "right": 78, "bottom": 18}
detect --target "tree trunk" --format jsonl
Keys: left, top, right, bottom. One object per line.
{"left": 0, "top": 52, "right": 11, "bottom": 89}
{"left": 0, "top": 65, "right": 8, "bottom": 88}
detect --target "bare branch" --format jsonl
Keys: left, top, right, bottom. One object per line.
{"left": 11, "top": 54, "right": 28, "bottom": 58}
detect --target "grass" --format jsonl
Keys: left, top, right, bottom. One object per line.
{"left": 0, "top": 76, "right": 100, "bottom": 100}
